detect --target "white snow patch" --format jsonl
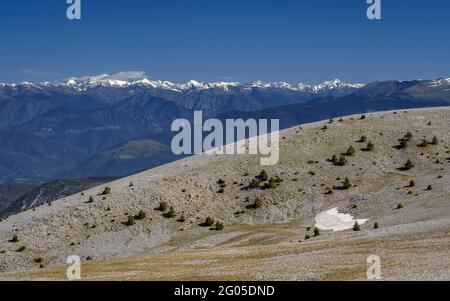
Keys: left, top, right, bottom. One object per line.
{"left": 315, "top": 208, "right": 368, "bottom": 232}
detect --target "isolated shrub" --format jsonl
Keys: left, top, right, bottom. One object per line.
{"left": 34, "top": 258, "right": 43, "bottom": 263}
{"left": 86, "top": 196, "right": 94, "bottom": 204}
{"left": 10, "top": 234, "right": 19, "bottom": 243}
{"left": 409, "top": 180, "right": 415, "bottom": 188}
{"left": 396, "top": 203, "right": 404, "bottom": 210}
{"left": 342, "top": 177, "right": 352, "bottom": 190}
{"left": 336, "top": 156, "right": 348, "bottom": 166}
{"left": 365, "top": 142, "right": 375, "bottom": 152}
{"left": 313, "top": 228, "right": 320, "bottom": 237}
{"left": 405, "top": 132, "right": 413, "bottom": 140}
{"left": 373, "top": 222, "right": 379, "bottom": 229}
{"left": 264, "top": 177, "right": 282, "bottom": 189}
{"left": 156, "top": 202, "right": 168, "bottom": 212}
{"left": 345, "top": 146, "right": 356, "bottom": 156}
{"left": 135, "top": 210, "right": 146, "bottom": 220}
{"left": 129, "top": 182, "right": 134, "bottom": 187}
{"left": 427, "top": 185, "right": 433, "bottom": 191}
{"left": 248, "top": 179, "right": 260, "bottom": 189}
{"left": 215, "top": 222, "right": 224, "bottom": 231}
{"left": 257, "top": 170, "right": 269, "bottom": 182}
{"left": 248, "top": 198, "right": 263, "bottom": 209}
{"left": 178, "top": 215, "right": 186, "bottom": 223}
{"left": 399, "top": 138, "right": 408, "bottom": 149}
{"left": 418, "top": 139, "right": 429, "bottom": 147}
{"left": 217, "top": 188, "right": 225, "bottom": 194}
{"left": 353, "top": 222, "right": 361, "bottom": 232}
{"left": 125, "top": 215, "right": 136, "bottom": 226}
{"left": 16, "top": 246, "right": 26, "bottom": 252}
{"left": 164, "top": 207, "right": 176, "bottom": 219}
{"left": 359, "top": 135, "right": 367, "bottom": 143}
{"left": 202, "top": 217, "right": 215, "bottom": 227}
{"left": 101, "top": 187, "right": 111, "bottom": 195}
{"left": 217, "top": 179, "right": 227, "bottom": 189}
{"left": 305, "top": 234, "right": 311, "bottom": 240}
{"left": 331, "top": 155, "right": 338, "bottom": 163}
{"left": 360, "top": 115, "right": 366, "bottom": 120}
{"left": 404, "top": 159, "right": 415, "bottom": 170}
{"left": 431, "top": 136, "right": 439, "bottom": 145}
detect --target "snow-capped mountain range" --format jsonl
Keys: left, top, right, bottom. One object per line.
{"left": 0, "top": 77, "right": 366, "bottom": 93}
{"left": 1, "top": 77, "right": 450, "bottom": 93}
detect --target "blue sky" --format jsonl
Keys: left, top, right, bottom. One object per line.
{"left": 1, "top": 0, "right": 449, "bottom": 84}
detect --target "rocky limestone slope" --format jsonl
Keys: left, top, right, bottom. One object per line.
{"left": 0, "top": 107, "right": 449, "bottom": 279}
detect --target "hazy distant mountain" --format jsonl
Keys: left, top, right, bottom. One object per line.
{"left": 219, "top": 79, "right": 450, "bottom": 129}
{"left": 0, "top": 183, "right": 34, "bottom": 215}
{"left": 0, "top": 77, "right": 449, "bottom": 183}
{"left": 0, "top": 177, "right": 116, "bottom": 217}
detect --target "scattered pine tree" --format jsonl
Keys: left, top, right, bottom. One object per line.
{"left": 399, "top": 137, "right": 408, "bottom": 149}
{"left": 418, "top": 139, "right": 429, "bottom": 147}
{"left": 431, "top": 136, "right": 439, "bottom": 145}
{"left": 201, "top": 217, "right": 215, "bottom": 227}
{"left": 135, "top": 210, "right": 146, "bottom": 220}
{"left": 257, "top": 170, "right": 269, "bottom": 182}
{"left": 125, "top": 215, "right": 136, "bottom": 226}
{"left": 365, "top": 142, "right": 375, "bottom": 152}
{"left": 404, "top": 159, "right": 415, "bottom": 170}
{"left": 215, "top": 222, "right": 224, "bottom": 231}
{"left": 9, "top": 235, "right": 19, "bottom": 243}
{"left": 164, "top": 207, "right": 176, "bottom": 219}
{"left": 345, "top": 146, "right": 356, "bottom": 156}
{"left": 16, "top": 246, "right": 26, "bottom": 252}
{"left": 101, "top": 187, "right": 111, "bottom": 195}
{"left": 156, "top": 202, "right": 168, "bottom": 212}
{"left": 342, "top": 177, "right": 352, "bottom": 190}
{"left": 313, "top": 228, "right": 320, "bottom": 237}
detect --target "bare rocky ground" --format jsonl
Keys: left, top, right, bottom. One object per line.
{"left": 0, "top": 107, "right": 449, "bottom": 280}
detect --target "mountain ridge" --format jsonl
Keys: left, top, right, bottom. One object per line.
{"left": 1, "top": 77, "right": 365, "bottom": 93}
{"left": 1, "top": 77, "right": 450, "bottom": 183}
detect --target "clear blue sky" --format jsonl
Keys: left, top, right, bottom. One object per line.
{"left": 1, "top": 0, "right": 449, "bottom": 84}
